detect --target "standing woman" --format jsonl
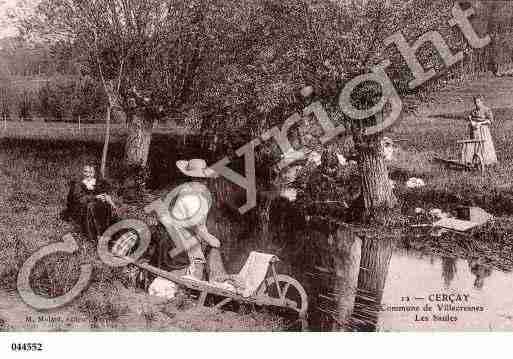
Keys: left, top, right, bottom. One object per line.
{"left": 468, "top": 96, "right": 498, "bottom": 165}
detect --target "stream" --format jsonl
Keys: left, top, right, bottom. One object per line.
{"left": 378, "top": 249, "right": 513, "bottom": 331}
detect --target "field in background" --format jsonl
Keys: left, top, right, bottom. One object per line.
{"left": 9, "top": 76, "right": 52, "bottom": 92}
{"left": 418, "top": 74, "right": 513, "bottom": 116}
{"left": 0, "top": 120, "right": 195, "bottom": 142}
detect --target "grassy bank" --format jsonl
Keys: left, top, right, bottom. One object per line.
{"left": 389, "top": 107, "right": 513, "bottom": 216}
{"left": 0, "top": 138, "right": 286, "bottom": 331}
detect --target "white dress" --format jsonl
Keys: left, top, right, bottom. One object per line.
{"left": 469, "top": 107, "right": 498, "bottom": 165}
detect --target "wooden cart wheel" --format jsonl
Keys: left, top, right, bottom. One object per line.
{"left": 257, "top": 274, "right": 308, "bottom": 330}
{"left": 472, "top": 153, "right": 484, "bottom": 173}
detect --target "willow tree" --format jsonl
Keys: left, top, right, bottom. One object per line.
{"left": 19, "top": 0, "right": 211, "bottom": 190}
{"left": 267, "top": 0, "right": 487, "bottom": 330}
{"left": 210, "top": 0, "right": 408, "bottom": 330}
{"left": 194, "top": 0, "right": 437, "bottom": 330}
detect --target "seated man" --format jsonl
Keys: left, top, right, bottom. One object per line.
{"left": 111, "top": 224, "right": 234, "bottom": 300}
{"left": 112, "top": 158, "right": 221, "bottom": 283}
{"left": 62, "top": 163, "right": 118, "bottom": 241}
{"left": 110, "top": 220, "right": 221, "bottom": 293}
{"left": 111, "top": 223, "right": 192, "bottom": 275}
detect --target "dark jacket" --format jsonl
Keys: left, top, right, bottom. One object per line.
{"left": 62, "top": 178, "right": 111, "bottom": 221}
{"left": 147, "top": 223, "right": 191, "bottom": 272}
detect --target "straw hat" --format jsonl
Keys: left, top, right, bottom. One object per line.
{"left": 176, "top": 159, "right": 218, "bottom": 178}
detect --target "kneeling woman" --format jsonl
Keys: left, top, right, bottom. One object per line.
{"left": 64, "top": 164, "right": 117, "bottom": 241}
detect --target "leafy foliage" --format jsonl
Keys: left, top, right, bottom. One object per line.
{"left": 10, "top": 0, "right": 513, "bottom": 131}
{"left": 37, "top": 75, "right": 107, "bottom": 120}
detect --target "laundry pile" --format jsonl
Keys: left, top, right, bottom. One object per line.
{"left": 406, "top": 177, "right": 426, "bottom": 189}
{"left": 411, "top": 206, "right": 494, "bottom": 236}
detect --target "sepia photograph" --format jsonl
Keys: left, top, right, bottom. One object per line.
{"left": 1, "top": 0, "right": 513, "bottom": 341}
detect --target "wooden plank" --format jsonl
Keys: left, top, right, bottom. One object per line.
{"left": 214, "top": 298, "right": 233, "bottom": 309}
{"left": 433, "top": 157, "right": 472, "bottom": 170}
{"left": 433, "top": 157, "right": 462, "bottom": 166}
{"left": 432, "top": 218, "right": 480, "bottom": 232}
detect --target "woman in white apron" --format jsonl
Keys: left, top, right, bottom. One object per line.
{"left": 468, "top": 96, "right": 498, "bottom": 165}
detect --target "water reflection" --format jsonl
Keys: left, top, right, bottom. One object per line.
{"left": 441, "top": 257, "right": 457, "bottom": 288}
{"left": 350, "top": 237, "right": 393, "bottom": 332}
{"left": 468, "top": 259, "right": 492, "bottom": 290}
{"left": 267, "top": 202, "right": 511, "bottom": 331}
{"left": 378, "top": 251, "right": 513, "bottom": 331}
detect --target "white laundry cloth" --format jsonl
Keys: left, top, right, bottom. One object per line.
{"left": 406, "top": 177, "right": 425, "bottom": 188}
{"left": 148, "top": 277, "right": 178, "bottom": 300}
{"left": 237, "top": 251, "right": 277, "bottom": 297}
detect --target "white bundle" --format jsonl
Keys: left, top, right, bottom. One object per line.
{"left": 148, "top": 277, "right": 178, "bottom": 300}
{"left": 406, "top": 177, "right": 426, "bottom": 188}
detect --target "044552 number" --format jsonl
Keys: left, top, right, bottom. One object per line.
{"left": 11, "top": 343, "right": 43, "bottom": 351}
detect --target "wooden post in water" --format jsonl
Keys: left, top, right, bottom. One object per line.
{"left": 350, "top": 234, "right": 394, "bottom": 331}
{"left": 331, "top": 227, "right": 362, "bottom": 331}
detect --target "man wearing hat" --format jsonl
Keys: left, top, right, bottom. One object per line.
{"left": 111, "top": 158, "right": 220, "bottom": 284}
{"left": 172, "top": 158, "right": 220, "bottom": 279}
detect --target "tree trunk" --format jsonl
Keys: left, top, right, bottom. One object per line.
{"left": 99, "top": 80, "right": 120, "bottom": 180}
{"left": 351, "top": 235, "right": 393, "bottom": 331}
{"left": 100, "top": 105, "right": 111, "bottom": 179}
{"left": 331, "top": 227, "right": 362, "bottom": 331}
{"left": 125, "top": 112, "right": 154, "bottom": 168}
{"left": 122, "top": 111, "right": 155, "bottom": 201}
{"left": 354, "top": 132, "right": 397, "bottom": 223}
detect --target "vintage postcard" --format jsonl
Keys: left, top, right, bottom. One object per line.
{"left": 1, "top": 0, "right": 513, "bottom": 339}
